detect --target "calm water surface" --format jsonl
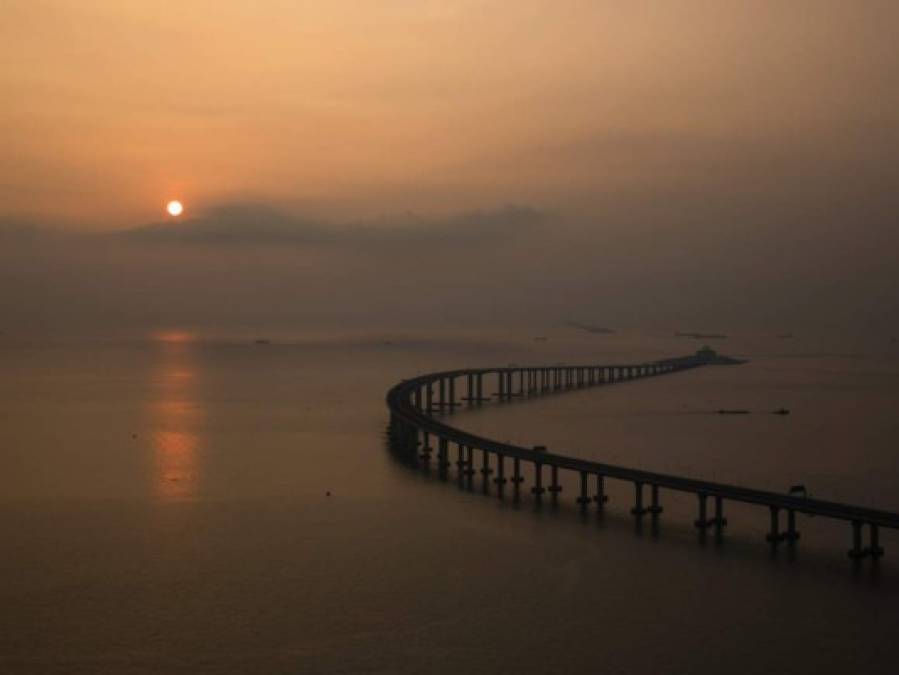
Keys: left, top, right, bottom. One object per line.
{"left": 1, "top": 331, "right": 897, "bottom": 674}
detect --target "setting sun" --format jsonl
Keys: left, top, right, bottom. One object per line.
{"left": 166, "top": 200, "right": 183, "bottom": 217}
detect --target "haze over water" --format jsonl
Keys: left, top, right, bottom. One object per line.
{"left": 2, "top": 329, "right": 898, "bottom": 674}
{"left": 4, "top": 2, "right": 899, "bottom": 672}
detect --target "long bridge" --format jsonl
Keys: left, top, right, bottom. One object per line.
{"left": 386, "top": 353, "right": 899, "bottom": 561}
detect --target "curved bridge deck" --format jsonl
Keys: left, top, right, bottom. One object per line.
{"left": 386, "top": 356, "right": 899, "bottom": 561}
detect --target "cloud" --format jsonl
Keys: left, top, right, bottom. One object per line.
{"left": 117, "top": 202, "right": 544, "bottom": 248}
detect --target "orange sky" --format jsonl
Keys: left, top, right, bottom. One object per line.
{"left": 2, "top": 1, "right": 898, "bottom": 229}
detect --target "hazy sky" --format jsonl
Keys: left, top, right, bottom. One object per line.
{"left": 2, "top": 2, "right": 898, "bottom": 335}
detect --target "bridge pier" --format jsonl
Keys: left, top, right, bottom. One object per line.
{"left": 476, "top": 374, "right": 484, "bottom": 404}
{"left": 713, "top": 496, "right": 728, "bottom": 535}
{"left": 413, "top": 387, "right": 422, "bottom": 411}
{"left": 766, "top": 506, "right": 786, "bottom": 545}
{"left": 406, "top": 422, "right": 415, "bottom": 454}
{"left": 420, "top": 431, "right": 432, "bottom": 463}
{"left": 438, "top": 378, "right": 446, "bottom": 411}
{"left": 425, "top": 382, "right": 433, "bottom": 415}
{"left": 695, "top": 494, "right": 728, "bottom": 533}
{"left": 577, "top": 471, "right": 590, "bottom": 512}
{"left": 593, "top": 474, "right": 609, "bottom": 510}
{"left": 438, "top": 437, "right": 449, "bottom": 480}
{"left": 455, "top": 443, "right": 465, "bottom": 484}
{"left": 869, "top": 524, "right": 885, "bottom": 558}
{"left": 531, "top": 462, "right": 545, "bottom": 503}
{"left": 494, "top": 455, "right": 507, "bottom": 498}
{"left": 649, "top": 484, "right": 663, "bottom": 516}
{"left": 480, "top": 451, "right": 493, "bottom": 494}
{"left": 511, "top": 458, "right": 524, "bottom": 502}
{"left": 785, "top": 509, "right": 800, "bottom": 544}
{"left": 464, "top": 445, "right": 475, "bottom": 486}
{"left": 849, "top": 521, "right": 885, "bottom": 560}
{"left": 548, "top": 465, "right": 562, "bottom": 504}
{"left": 631, "top": 481, "right": 648, "bottom": 516}
{"left": 695, "top": 493, "right": 709, "bottom": 529}
{"left": 849, "top": 521, "right": 864, "bottom": 559}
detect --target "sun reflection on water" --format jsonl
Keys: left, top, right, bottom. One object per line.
{"left": 148, "top": 333, "right": 203, "bottom": 501}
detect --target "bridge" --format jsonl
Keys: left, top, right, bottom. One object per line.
{"left": 386, "top": 354, "right": 899, "bottom": 561}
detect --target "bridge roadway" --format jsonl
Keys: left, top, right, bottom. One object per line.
{"left": 386, "top": 355, "right": 899, "bottom": 561}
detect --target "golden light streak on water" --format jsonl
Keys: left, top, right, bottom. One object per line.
{"left": 148, "top": 334, "right": 203, "bottom": 501}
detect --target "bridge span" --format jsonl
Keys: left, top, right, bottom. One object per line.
{"left": 386, "top": 354, "right": 899, "bottom": 561}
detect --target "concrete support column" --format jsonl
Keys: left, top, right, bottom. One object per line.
{"left": 494, "top": 454, "right": 507, "bottom": 498}
{"left": 476, "top": 374, "right": 484, "bottom": 403}
{"left": 695, "top": 493, "right": 709, "bottom": 529}
{"left": 425, "top": 382, "right": 433, "bottom": 414}
{"left": 649, "top": 484, "right": 663, "bottom": 515}
{"left": 455, "top": 443, "right": 465, "bottom": 484}
{"left": 849, "top": 520, "right": 864, "bottom": 559}
{"left": 511, "top": 457, "right": 524, "bottom": 502}
{"left": 420, "top": 431, "right": 432, "bottom": 462}
{"left": 464, "top": 446, "right": 475, "bottom": 485}
{"left": 413, "top": 387, "right": 422, "bottom": 411}
{"left": 438, "top": 377, "right": 446, "bottom": 411}
{"left": 466, "top": 374, "right": 474, "bottom": 406}
{"left": 577, "top": 471, "right": 590, "bottom": 512}
{"left": 480, "top": 451, "right": 492, "bottom": 494}
{"left": 548, "top": 465, "right": 562, "bottom": 504}
{"left": 869, "top": 524, "right": 885, "bottom": 558}
{"left": 766, "top": 506, "right": 782, "bottom": 544}
{"left": 448, "top": 377, "right": 455, "bottom": 413}
{"left": 497, "top": 371, "right": 505, "bottom": 401}
{"left": 593, "top": 474, "right": 608, "bottom": 510}
{"left": 785, "top": 509, "right": 800, "bottom": 544}
{"left": 531, "top": 462, "right": 545, "bottom": 502}
{"left": 714, "top": 496, "right": 727, "bottom": 535}
{"left": 438, "top": 437, "right": 449, "bottom": 480}
{"left": 631, "top": 481, "right": 647, "bottom": 516}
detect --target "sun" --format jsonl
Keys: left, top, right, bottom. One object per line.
{"left": 166, "top": 200, "right": 184, "bottom": 217}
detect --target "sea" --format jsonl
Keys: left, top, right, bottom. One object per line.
{"left": 1, "top": 329, "right": 897, "bottom": 674}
